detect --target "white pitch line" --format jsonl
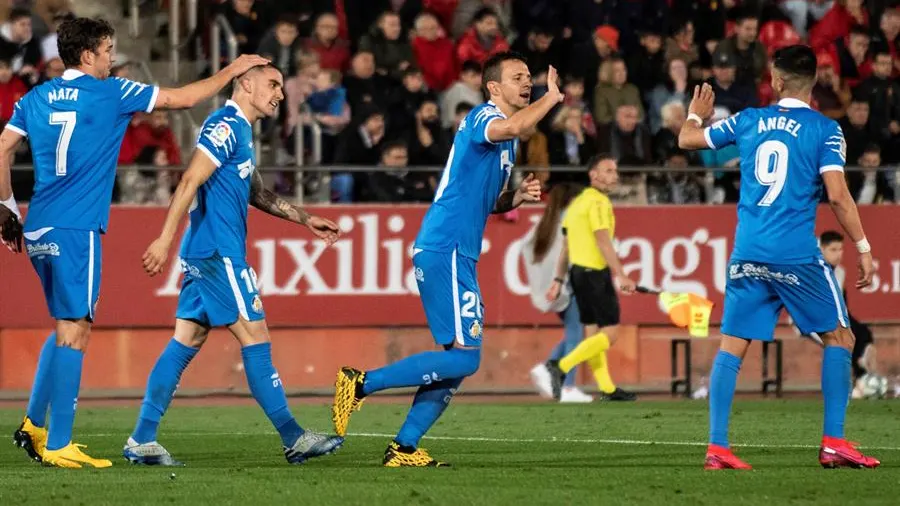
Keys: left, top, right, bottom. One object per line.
{"left": 82, "top": 431, "right": 900, "bottom": 451}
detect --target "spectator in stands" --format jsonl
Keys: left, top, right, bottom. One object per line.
{"left": 333, "top": 107, "right": 385, "bottom": 202}
{"left": 810, "top": 0, "right": 869, "bottom": 52}
{"left": 665, "top": 19, "right": 699, "bottom": 68}
{"left": 700, "top": 106, "right": 741, "bottom": 203}
{"left": 812, "top": 51, "right": 850, "bottom": 119}
{"left": 39, "top": 10, "right": 71, "bottom": 62}
{"left": 517, "top": 126, "right": 551, "bottom": 186}
{"left": 448, "top": 101, "right": 474, "bottom": 135}
{"left": 307, "top": 68, "right": 351, "bottom": 163}
{"left": 870, "top": 7, "right": 899, "bottom": 73}
{"left": 646, "top": 148, "right": 705, "bottom": 204}
{"left": 456, "top": 7, "right": 510, "bottom": 64}
{"left": 111, "top": 53, "right": 132, "bottom": 79}
{"left": 709, "top": 49, "right": 758, "bottom": 113}
{"left": 283, "top": 52, "right": 320, "bottom": 148}
{"left": 0, "top": 8, "right": 41, "bottom": 85}
{"left": 851, "top": 143, "right": 894, "bottom": 203}
{"left": 840, "top": 96, "right": 876, "bottom": 166}
{"left": 511, "top": 24, "right": 558, "bottom": 86}
{"left": 652, "top": 101, "right": 690, "bottom": 164}
{"left": 119, "top": 110, "right": 182, "bottom": 169}
{"left": 549, "top": 105, "right": 597, "bottom": 167}
{"left": 407, "top": 97, "right": 450, "bottom": 166}
{"left": 302, "top": 12, "right": 351, "bottom": 72}
{"left": 342, "top": 51, "right": 389, "bottom": 118}
{"left": 359, "top": 11, "right": 414, "bottom": 82}
{"left": 223, "top": 0, "right": 270, "bottom": 56}
{"left": 593, "top": 57, "right": 644, "bottom": 125}
{"left": 601, "top": 104, "right": 652, "bottom": 165}
{"left": 38, "top": 56, "right": 62, "bottom": 83}
{"left": 626, "top": 28, "right": 666, "bottom": 99}
{"left": 452, "top": 0, "right": 512, "bottom": 39}
{"left": 834, "top": 25, "right": 872, "bottom": 88}
{"left": 386, "top": 67, "right": 432, "bottom": 138}
{"left": 716, "top": 12, "right": 767, "bottom": 86}
{"left": 780, "top": 0, "right": 834, "bottom": 38}
{"left": 411, "top": 11, "right": 457, "bottom": 92}
{"left": 0, "top": 58, "right": 26, "bottom": 122}
{"left": 561, "top": 76, "right": 596, "bottom": 137}
{"left": 671, "top": 0, "right": 728, "bottom": 57}
{"left": 119, "top": 146, "right": 173, "bottom": 206}
{"left": 855, "top": 51, "right": 900, "bottom": 161}
{"left": 257, "top": 16, "right": 301, "bottom": 77}
{"left": 648, "top": 58, "right": 690, "bottom": 133}
{"left": 364, "top": 140, "right": 413, "bottom": 202}
{"left": 568, "top": 25, "right": 617, "bottom": 104}
{"left": 441, "top": 60, "right": 482, "bottom": 127}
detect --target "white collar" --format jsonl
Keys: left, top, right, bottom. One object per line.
{"left": 61, "top": 69, "right": 85, "bottom": 81}
{"left": 225, "top": 99, "right": 251, "bottom": 125}
{"left": 777, "top": 98, "right": 810, "bottom": 109}
{"left": 487, "top": 100, "right": 509, "bottom": 119}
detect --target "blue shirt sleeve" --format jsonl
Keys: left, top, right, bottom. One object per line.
{"left": 470, "top": 104, "right": 505, "bottom": 145}
{"left": 196, "top": 115, "right": 238, "bottom": 167}
{"left": 818, "top": 120, "right": 846, "bottom": 174}
{"left": 110, "top": 77, "right": 159, "bottom": 115}
{"left": 704, "top": 112, "right": 742, "bottom": 149}
{"left": 5, "top": 93, "right": 30, "bottom": 137}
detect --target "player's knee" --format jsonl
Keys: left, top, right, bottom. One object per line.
{"left": 176, "top": 332, "right": 208, "bottom": 349}
{"left": 56, "top": 319, "right": 91, "bottom": 351}
{"left": 823, "top": 326, "right": 855, "bottom": 350}
{"left": 450, "top": 347, "right": 481, "bottom": 377}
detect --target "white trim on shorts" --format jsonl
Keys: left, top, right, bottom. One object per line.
{"left": 87, "top": 231, "right": 95, "bottom": 320}
{"left": 223, "top": 257, "right": 250, "bottom": 321}
{"left": 819, "top": 258, "right": 847, "bottom": 328}
{"left": 451, "top": 248, "right": 464, "bottom": 346}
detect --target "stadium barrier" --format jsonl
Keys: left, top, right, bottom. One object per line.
{"left": 1, "top": 205, "right": 898, "bottom": 396}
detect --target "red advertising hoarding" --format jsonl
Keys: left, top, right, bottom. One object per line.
{"left": 1, "top": 205, "right": 898, "bottom": 328}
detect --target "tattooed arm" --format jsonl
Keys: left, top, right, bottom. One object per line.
{"left": 492, "top": 190, "right": 517, "bottom": 214}
{"left": 491, "top": 173, "right": 541, "bottom": 214}
{"left": 249, "top": 169, "right": 310, "bottom": 225}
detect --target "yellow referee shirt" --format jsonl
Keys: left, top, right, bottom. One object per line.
{"left": 562, "top": 187, "right": 615, "bottom": 270}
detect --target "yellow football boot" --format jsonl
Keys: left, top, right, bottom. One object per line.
{"left": 42, "top": 443, "right": 112, "bottom": 469}
{"left": 332, "top": 367, "right": 366, "bottom": 436}
{"left": 13, "top": 416, "right": 48, "bottom": 462}
{"left": 383, "top": 441, "right": 449, "bottom": 467}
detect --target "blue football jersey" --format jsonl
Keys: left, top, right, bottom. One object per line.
{"left": 414, "top": 101, "right": 517, "bottom": 260}
{"left": 6, "top": 69, "right": 158, "bottom": 233}
{"left": 706, "top": 98, "right": 847, "bottom": 264}
{"left": 180, "top": 100, "right": 256, "bottom": 260}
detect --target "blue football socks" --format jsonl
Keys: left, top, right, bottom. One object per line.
{"left": 395, "top": 377, "right": 464, "bottom": 449}
{"left": 242, "top": 343, "right": 304, "bottom": 447}
{"left": 132, "top": 338, "right": 199, "bottom": 444}
{"left": 25, "top": 332, "right": 56, "bottom": 427}
{"left": 362, "top": 347, "right": 480, "bottom": 396}
{"left": 822, "top": 346, "right": 851, "bottom": 439}
{"left": 709, "top": 350, "right": 742, "bottom": 448}
{"left": 46, "top": 346, "right": 84, "bottom": 451}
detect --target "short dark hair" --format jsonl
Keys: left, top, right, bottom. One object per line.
{"left": 461, "top": 60, "right": 482, "bottom": 75}
{"left": 471, "top": 7, "right": 498, "bottom": 25}
{"left": 57, "top": 17, "right": 115, "bottom": 68}
{"left": 381, "top": 139, "right": 407, "bottom": 156}
{"left": 228, "top": 62, "right": 281, "bottom": 96}
{"left": 666, "top": 148, "right": 689, "bottom": 160}
{"left": 564, "top": 75, "right": 584, "bottom": 86}
{"left": 820, "top": 230, "right": 844, "bottom": 246}
{"left": 455, "top": 101, "right": 474, "bottom": 115}
{"left": 274, "top": 15, "right": 298, "bottom": 29}
{"left": 587, "top": 153, "right": 616, "bottom": 170}
{"left": 874, "top": 51, "right": 892, "bottom": 61}
{"left": 735, "top": 10, "right": 758, "bottom": 24}
{"left": 772, "top": 44, "right": 817, "bottom": 91}
{"left": 849, "top": 25, "right": 870, "bottom": 38}
{"left": 862, "top": 143, "right": 881, "bottom": 156}
{"left": 9, "top": 8, "right": 30, "bottom": 23}
{"left": 482, "top": 51, "right": 527, "bottom": 97}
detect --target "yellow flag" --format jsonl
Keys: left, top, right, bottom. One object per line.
{"left": 658, "top": 292, "right": 714, "bottom": 338}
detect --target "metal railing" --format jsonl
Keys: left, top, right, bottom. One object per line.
{"left": 209, "top": 14, "right": 238, "bottom": 109}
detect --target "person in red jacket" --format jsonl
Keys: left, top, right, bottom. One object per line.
{"left": 119, "top": 110, "right": 182, "bottom": 167}
{"left": 455, "top": 7, "right": 509, "bottom": 65}
{"left": 809, "top": 0, "right": 869, "bottom": 51}
{"left": 411, "top": 12, "right": 457, "bottom": 92}
{"left": 301, "top": 12, "right": 351, "bottom": 72}
{"left": 0, "top": 58, "right": 26, "bottom": 122}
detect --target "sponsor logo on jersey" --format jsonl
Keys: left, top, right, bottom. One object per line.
{"left": 415, "top": 267, "right": 424, "bottom": 282}
{"left": 730, "top": 262, "right": 800, "bottom": 285}
{"left": 26, "top": 242, "right": 60, "bottom": 258}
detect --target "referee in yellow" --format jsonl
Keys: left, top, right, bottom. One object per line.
{"left": 546, "top": 154, "right": 637, "bottom": 401}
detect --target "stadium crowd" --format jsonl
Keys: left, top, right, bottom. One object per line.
{"left": 2, "top": 0, "right": 900, "bottom": 205}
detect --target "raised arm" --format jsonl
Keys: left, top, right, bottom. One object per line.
{"left": 0, "top": 128, "right": 24, "bottom": 252}
{"left": 249, "top": 169, "right": 341, "bottom": 244}
{"left": 486, "top": 65, "right": 564, "bottom": 143}
{"left": 678, "top": 84, "right": 717, "bottom": 150}
{"left": 141, "top": 150, "right": 218, "bottom": 276}
{"left": 154, "top": 54, "right": 270, "bottom": 110}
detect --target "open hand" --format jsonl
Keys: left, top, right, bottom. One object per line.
{"left": 307, "top": 216, "right": 341, "bottom": 246}
{"left": 688, "top": 83, "right": 716, "bottom": 121}
{"left": 225, "top": 54, "right": 272, "bottom": 77}
{"left": 516, "top": 173, "right": 542, "bottom": 203}
{"left": 546, "top": 66, "right": 564, "bottom": 103}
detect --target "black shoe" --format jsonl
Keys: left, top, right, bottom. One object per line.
{"left": 545, "top": 360, "right": 566, "bottom": 401}
{"left": 601, "top": 388, "right": 637, "bottom": 401}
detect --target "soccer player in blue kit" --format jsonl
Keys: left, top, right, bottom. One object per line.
{"left": 0, "top": 17, "right": 268, "bottom": 468}
{"left": 127, "top": 63, "right": 344, "bottom": 466}
{"left": 678, "top": 45, "right": 880, "bottom": 470}
{"left": 331, "top": 52, "right": 560, "bottom": 467}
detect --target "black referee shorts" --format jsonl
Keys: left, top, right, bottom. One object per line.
{"left": 569, "top": 265, "right": 620, "bottom": 328}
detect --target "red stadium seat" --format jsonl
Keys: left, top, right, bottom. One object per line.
{"left": 759, "top": 21, "right": 802, "bottom": 55}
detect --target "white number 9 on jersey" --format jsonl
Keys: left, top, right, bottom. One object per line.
{"left": 754, "top": 140, "right": 789, "bottom": 206}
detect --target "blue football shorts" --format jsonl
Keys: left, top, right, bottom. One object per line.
{"left": 721, "top": 257, "right": 850, "bottom": 341}
{"left": 176, "top": 254, "right": 265, "bottom": 327}
{"left": 413, "top": 248, "right": 484, "bottom": 348}
{"left": 24, "top": 227, "right": 102, "bottom": 321}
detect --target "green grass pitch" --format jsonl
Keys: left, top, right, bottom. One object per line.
{"left": 0, "top": 399, "right": 897, "bottom": 505}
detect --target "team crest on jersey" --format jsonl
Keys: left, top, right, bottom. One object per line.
{"left": 468, "top": 320, "right": 482, "bottom": 339}
{"left": 252, "top": 295, "right": 263, "bottom": 313}
{"left": 205, "top": 121, "right": 232, "bottom": 148}
{"left": 415, "top": 267, "right": 424, "bottom": 282}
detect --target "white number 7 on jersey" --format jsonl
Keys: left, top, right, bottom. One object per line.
{"left": 754, "top": 140, "right": 789, "bottom": 206}
{"left": 49, "top": 111, "right": 76, "bottom": 176}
